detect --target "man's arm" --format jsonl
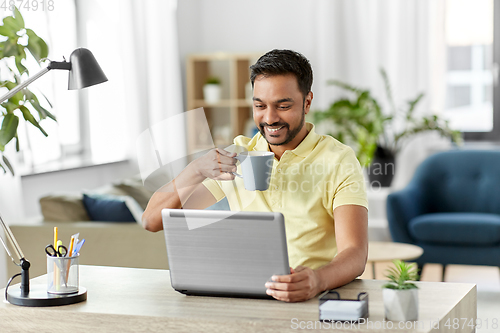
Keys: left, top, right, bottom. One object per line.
{"left": 265, "top": 205, "right": 368, "bottom": 302}
{"left": 142, "top": 149, "right": 237, "bottom": 232}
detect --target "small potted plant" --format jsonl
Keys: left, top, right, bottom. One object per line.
{"left": 382, "top": 260, "right": 419, "bottom": 321}
{"left": 203, "top": 76, "right": 221, "bottom": 104}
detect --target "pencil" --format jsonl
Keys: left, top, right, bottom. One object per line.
{"left": 68, "top": 236, "right": 75, "bottom": 258}
{"left": 53, "top": 227, "right": 58, "bottom": 248}
{"left": 53, "top": 227, "right": 58, "bottom": 291}
{"left": 65, "top": 236, "right": 75, "bottom": 284}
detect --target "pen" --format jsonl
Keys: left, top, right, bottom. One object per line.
{"left": 68, "top": 233, "right": 79, "bottom": 257}
{"left": 65, "top": 236, "right": 75, "bottom": 283}
{"left": 55, "top": 239, "right": 62, "bottom": 291}
{"left": 74, "top": 239, "right": 85, "bottom": 255}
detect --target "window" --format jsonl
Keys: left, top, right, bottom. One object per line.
{"left": 1, "top": 1, "right": 129, "bottom": 173}
{"left": 0, "top": 3, "right": 80, "bottom": 169}
{"left": 443, "top": 0, "right": 500, "bottom": 140}
{"left": 74, "top": 0, "right": 127, "bottom": 163}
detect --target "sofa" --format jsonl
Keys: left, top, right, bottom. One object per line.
{"left": 5, "top": 175, "right": 166, "bottom": 279}
{"left": 6, "top": 175, "right": 231, "bottom": 280}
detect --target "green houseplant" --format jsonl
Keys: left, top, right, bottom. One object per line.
{"left": 382, "top": 260, "right": 419, "bottom": 321}
{"left": 203, "top": 76, "right": 222, "bottom": 104}
{"left": 313, "top": 68, "right": 462, "bottom": 186}
{"left": 0, "top": 7, "right": 55, "bottom": 175}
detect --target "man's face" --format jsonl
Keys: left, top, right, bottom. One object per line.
{"left": 252, "top": 74, "right": 312, "bottom": 147}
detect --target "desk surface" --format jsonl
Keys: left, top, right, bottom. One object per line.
{"left": 0, "top": 266, "right": 476, "bottom": 332}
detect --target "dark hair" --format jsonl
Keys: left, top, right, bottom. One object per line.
{"left": 250, "top": 49, "right": 313, "bottom": 98}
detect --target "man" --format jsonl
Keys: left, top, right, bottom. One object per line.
{"left": 142, "top": 49, "right": 368, "bottom": 302}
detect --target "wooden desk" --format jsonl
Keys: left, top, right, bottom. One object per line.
{"left": 0, "top": 266, "right": 476, "bottom": 332}
{"left": 367, "top": 242, "right": 424, "bottom": 279}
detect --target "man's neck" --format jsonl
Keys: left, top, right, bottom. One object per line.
{"left": 269, "top": 127, "right": 309, "bottom": 160}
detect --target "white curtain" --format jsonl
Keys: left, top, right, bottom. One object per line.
{"left": 315, "top": 0, "right": 447, "bottom": 188}
{"left": 118, "top": 0, "right": 187, "bottom": 183}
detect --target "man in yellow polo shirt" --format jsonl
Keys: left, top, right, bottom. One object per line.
{"left": 143, "top": 49, "right": 368, "bottom": 302}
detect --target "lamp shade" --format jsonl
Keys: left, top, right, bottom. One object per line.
{"left": 68, "top": 48, "right": 108, "bottom": 90}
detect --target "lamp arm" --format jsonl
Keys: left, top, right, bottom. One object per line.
{"left": 0, "top": 67, "right": 50, "bottom": 104}
{"left": 0, "top": 213, "right": 30, "bottom": 296}
{"left": 0, "top": 60, "right": 71, "bottom": 104}
{"left": 0, "top": 213, "right": 24, "bottom": 263}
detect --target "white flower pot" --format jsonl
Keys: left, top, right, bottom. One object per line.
{"left": 383, "top": 288, "right": 418, "bottom": 321}
{"left": 203, "top": 84, "right": 221, "bottom": 104}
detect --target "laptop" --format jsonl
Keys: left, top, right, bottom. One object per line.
{"left": 162, "top": 208, "right": 290, "bottom": 298}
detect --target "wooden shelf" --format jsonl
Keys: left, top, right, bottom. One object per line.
{"left": 186, "top": 53, "right": 261, "bottom": 155}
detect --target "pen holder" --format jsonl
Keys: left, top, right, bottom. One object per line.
{"left": 47, "top": 254, "right": 79, "bottom": 294}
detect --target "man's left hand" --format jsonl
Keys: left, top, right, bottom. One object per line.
{"left": 265, "top": 266, "right": 323, "bottom": 302}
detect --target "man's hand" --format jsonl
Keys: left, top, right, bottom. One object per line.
{"left": 191, "top": 148, "right": 238, "bottom": 181}
{"left": 265, "top": 266, "right": 323, "bottom": 302}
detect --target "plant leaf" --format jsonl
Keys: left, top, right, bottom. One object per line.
{"left": 0, "top": 26, "right": 15, "bottom": 38}
{"left": 25, "top": 29, "right": 48, "bottom": 61}
{"left": 3, "top": 16, "right": 22, "bottom": 33}
{"left": 19, "top": 105, "right": 48, "bottom": 136}
{"left": 406, "top": 93, "right": 425, "bottom": 120}
{"left": 13, "top": 7, "right": 25, "bottom": 30}
{"left": 3, "top": 39, "right": 18, "bottom": 57}
{"left": 382, "top": 260, "right": 419, "bottom": 289}
{"left": 28, "top": 96, "right": 57, "bottom": 121}
{"left": 39, "top": 91, "right": 53, "bottom": 108}
{"left": 25, "top": 89, "right": 56, "bottom": 120}
{"left": 14, "top": 134, "right": 19, "bottom": 151}
{"left": 380, "top": 68, "right": 397, "bottom": 116}
{"left": 0, "top": 114, "right": 19, "bottom": 147}
{"left": 2, "top": 155, "right": 14, "bottom": 176}
{"left": 15, "top": 56, "right": 28, "bottom": 76}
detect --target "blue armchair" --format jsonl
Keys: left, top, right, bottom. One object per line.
{"left": 387, "top": 150, "right": 500, "bottom": 280}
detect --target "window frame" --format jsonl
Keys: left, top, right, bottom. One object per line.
{"left": 463, "top": 0, "right": 500, "bottom": 141}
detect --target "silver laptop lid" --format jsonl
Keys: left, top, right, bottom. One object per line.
{"left": 162, "top": 209, "right": 289, "bottom": 297}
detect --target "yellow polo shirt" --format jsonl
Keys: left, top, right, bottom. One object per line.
{"left": 202, "top": 122, "right": 368, "bottom": 269}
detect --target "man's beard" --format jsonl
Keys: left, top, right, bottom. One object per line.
{"left": 258, "top": 109, "right": 305, "bottom": 146}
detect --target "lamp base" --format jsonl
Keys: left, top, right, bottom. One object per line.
{"left": 6, "top": 284, "right": 87, "bottom": 307}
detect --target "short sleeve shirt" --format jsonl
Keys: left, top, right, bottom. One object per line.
{"left": 203, "top": 122, "right": 368, "bottom": 269}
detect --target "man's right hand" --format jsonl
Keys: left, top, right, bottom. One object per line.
{"left": 190, "top": 148, "right": 238, "bottom": 181}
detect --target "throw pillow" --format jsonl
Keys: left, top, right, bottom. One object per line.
{"left": 82, "top": 193, "right": 141, "bottom": 223}
{"left": 40, "top": 194, "right": 91, "bottom": 222}
{"left": 113, "top": 175, "right": 154, "bottom": 210}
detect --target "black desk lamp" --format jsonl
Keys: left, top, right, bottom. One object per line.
{"left": 0, "top": 48, "right": 107, "bottom": 306}
{"left": 0, "top": 48, "right": 108, "bottom": 103}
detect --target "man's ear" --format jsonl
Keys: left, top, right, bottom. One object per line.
{"left": 304, "top": 91, "right": 313, "bottom": 114}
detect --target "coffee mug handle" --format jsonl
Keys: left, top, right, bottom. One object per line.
{"left": 232, "top": 154, "right": 243, "bottom": 178}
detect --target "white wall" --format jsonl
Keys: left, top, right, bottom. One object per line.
{"left": 177, "top": 0, "right": 320, "bottom": 107}
{"left": 176, "top": 0, "right": 434, "bottom": 189}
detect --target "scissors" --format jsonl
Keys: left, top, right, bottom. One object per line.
{"left": 45, "top": 244, "right": 68, "bottom": 257}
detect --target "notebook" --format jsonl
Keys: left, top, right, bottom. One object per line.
{"left": 162, "top": 208, "right": 290, "bottom": 298}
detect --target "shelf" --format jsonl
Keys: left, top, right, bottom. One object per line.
{"left": 186, "top": 53, "right": 261, "bottom": 156}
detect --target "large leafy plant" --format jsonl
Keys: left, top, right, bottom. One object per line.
{"left": 0, "top": 7, "right": 55, "bottom": 175}
{"left": 383, "top": 260, "right": 419, "bottom": 290}
{"left": 313, "top": 68, "right": 462, "bottom": 167}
